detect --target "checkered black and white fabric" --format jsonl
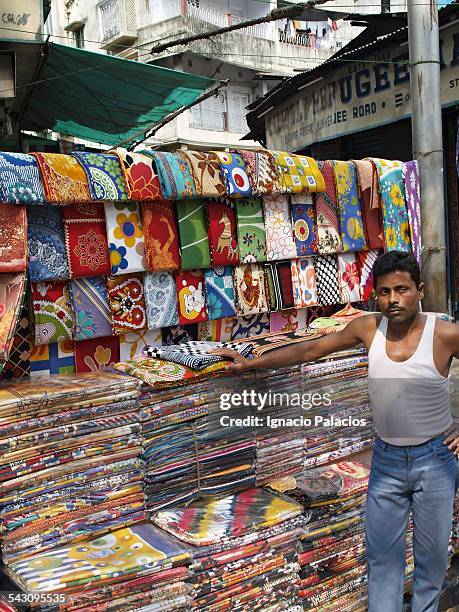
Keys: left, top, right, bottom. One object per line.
{"left": 314, "top": 255, "right": 340, "bottom": 306}
{"left": 142, "top": 341, "right": 253, "bottom": 370}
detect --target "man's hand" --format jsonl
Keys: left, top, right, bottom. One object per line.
{"left": 210, "top": 348, "right": 254, "bottom": 373}
{"left": 443, "top": 425, "right": 459, "bottom": 457}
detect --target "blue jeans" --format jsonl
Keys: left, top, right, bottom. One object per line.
{"left": 366, "top": 435, "right": 457, "bottom": 612}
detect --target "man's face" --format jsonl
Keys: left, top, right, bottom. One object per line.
{"left": 375, "top": 270, "right": 423, "bottom": 322}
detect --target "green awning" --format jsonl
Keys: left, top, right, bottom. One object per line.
{"left": 20, "top": 42, "right": 214, "bottom": 146}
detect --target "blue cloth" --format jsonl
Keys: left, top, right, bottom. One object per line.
{"left": 0, "top": 152, "right": 46, "bottom": 204}
{"left": 366, "top": 435, "right": 457, "bottom": 612}
{"left": 204, "top": 266, "right": 236, "bottom": 320}
{"left": 27, "top": 205, "right": 70, "bottom": 282}
{"left": 140, "top": 151, "right": 196, "bottom": 200}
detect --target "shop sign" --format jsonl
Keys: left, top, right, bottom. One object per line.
{"left": 266, "top": 22, "right": 459, "bottom": 150}
{"left": 0, "top": 0, "right": 42, "bottom": 41}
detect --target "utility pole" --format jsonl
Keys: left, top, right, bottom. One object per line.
{"left": 407, "top": 0, "right": 447, "bottom": 313}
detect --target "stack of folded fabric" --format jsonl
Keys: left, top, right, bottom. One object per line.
{"left": 5, "top": 523, "right": 192, "bottom": 611}
{"left": 0, "top": 372, "right": 145, "bottom": 565}
{"left": 154, "top": 488, "right": 305, "bottom": 611}
{"left": 451, "top": 491, "right": 459, "bottom": 557}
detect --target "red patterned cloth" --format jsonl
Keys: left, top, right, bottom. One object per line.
{"left": 175, "top": 270, "right": 208, "bottom": 325}
{"left": 141, "top": 201, "right": 180, "bottom": 271}
{"left": 356, "top": 249, "right": 382, "bottom": 301}
{"left": 353, "top": 160, "right": 384, "bottom": 249}
{"left": 62, "top": 203, "right": 110, "bottom": 277}
{"left": 0, "top": 204, "right": 27, "bottom": 272}
{"left": 115, "top": 149, "right": 165, "bottom": 201}
{"left": 74, "top": 336, "right": 120, "bottom": 373}
{"left": 277, "top": 261, "right": 295, "bottom": 309}
{"left": 107, "top": 274, "right": 148, "bottom": 334}
{"left": 207, "top": 198, "right": 239, "bottom": 266}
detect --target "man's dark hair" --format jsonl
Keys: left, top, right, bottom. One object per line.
{"left": 373, "top": 251, "right": 421, "bottom": 289}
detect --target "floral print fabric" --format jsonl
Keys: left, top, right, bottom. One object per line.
{"left": 0, "top": 152, "right": 46, "bottom": 204}
{"left": 104, "top": 201, "right": 147, "bottom": 275}
{"left": 107, "top": 273, "right": 148, "bottom": 334}
{"left": 114, "top": 149, "right": 165, "bottom": 201}
{"left": 119, "top": 328, "right": 162, "bottom": 361}
{"left": 238, "top": 150, "right": 281, "bottom": 195}
{"left": 176, "top": 270, "right": 209, "bottom": 325}
{"left": 207, "top": 198, "right": 239, "bottom": 266}
{"left": 291, "top": 258, "right": 317, "bottom": 307}
{"left": 176, "top": 199, "right": 211, "bottom": 270}
{"left": 31, "top": 281, "right": 74, "bottom": 346}
{"left": 333, "top": 161, "right": 367, "bottom": 252}
{"left": 232, "top": 313, "right": 270, "bottom": 339}
{"left": 0, "top": 204, "right": 27, "bottom": 272}
{"left": 32, "top": 153, "right": 91, "bottom": 204}
{"left": 315, "top": 161, "right": 342, "bottom": 254}
{"left": 27, "top": 205, "right": 70, "bottom": 282}
{"left": 262, "top": 195, "right": 297, "bottom": 261}
{"left": 271, "top": 151, "right": 325, "bottom": 194}
{"left": 403, "top": 160, "right": 422, "bottom": 264}
{"left": 197, "top": 317, "right": 234, "bottom": 342}
{"left": 0, "top": 272, "right": 26, "bottom": 361}
{"left": 234, "top": 263, "right": 269, "bottom": 315}
{"left": 213, "top": 151, "right": 252, "bottom": 197}
{"left": 74, "top": 336, "right": 120, "bottom": 373}
{"left": 291, "top": 193, "right": 318, "bottom": 256}
{"left": 181, "top": 151, "right": 226, "bottom": 198}
{"left": 371, "top": 158, "right": 411, "bottom": 252}
{"left": 73, "top": 152, "right": 128, "bottom": 201}
{"left": 204, "top": 266, "right": 236, "bottom": 320}
{"left": 235, "top": 197, "right": 267, "bottom": 263}
{"left": 143, "top": 271, "right": 179, "bottom": 329}
{"left": 63, "top": 203, "right": 110, "bottom": 277}
{"left": 140, "top": 150, "right": 196, "bottom": 200}
{"left": 338, "top": 253, "right": 362, "bottom": 303}
{"left": 69, "top": 277, "right": 112, "bottom": 341}
{"left": 141, "top": 201, "right": 180, "bottom": 271}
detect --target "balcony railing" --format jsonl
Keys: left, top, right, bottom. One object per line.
{"left": 99, "top": 0, "right": 121, "bottom": 40}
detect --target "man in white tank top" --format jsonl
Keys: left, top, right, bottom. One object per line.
{"left": 213, "top": 251, "right": 459, "bottom": 612}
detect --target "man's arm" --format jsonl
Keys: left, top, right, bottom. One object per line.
{"left": 212, "top": 316, "right": 370, "bottom": 373}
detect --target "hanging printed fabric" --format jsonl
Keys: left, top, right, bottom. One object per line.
{"left": 0, "top": 204, "right": 27, "bottom": 272}
{"left": 181, "top": 151, "right": 226, "bottom": 198}
{"left": 62, "top": 203, "right": 110, "bottom": 277}
{"left": 263, "top": 262, "right": 281, "bottom": 312}
{"left": 32, "top": 153, "right": 91, "bottom": 204}
{"left": 270, "top": 308, "right": 307, "bottom": 334}
{"left": 204, "top": 266, "right": 236, "bottom": 320}
{"left": 104, "top": 201, "right": 147, "bottom": 275}
{"left": 332, "top": 161, "right": 367, "bottom": 252}
{"left": 69, "top": 277, "right": 112, "bottom": 341}
{"left": 197, "top": 317, "right": 234, "bottom": 342}
{"left": 74, "top": 336, "right": 120, "bottom": 373}
{"left": 291, "top": 258, "right": 317, "bottom": 308}
{"left": 176, "top": 270, "right": 209, "bottom": 325}
{"left": 371, "top": 158, "right": 411, "bottom": 252}
{"left": 72, "top": 152, "right": 128, "bottom": 201}
{"left": 235, "top": 197, "right": 267, "bottom": 263}
{"left": 162, "top": 324, "right": 198, "bottom": 345}
{"left": 402, "top": 160, "right": 422, "bottom": 264}
{"left": 27, "top": 205, "right": 70, "bottom": 283}
{"left": 238, "top": 150, "right": 281, "bottom": 195}
{"left": 0, "top": 300, "right": 30, "bottom": 381}
{"left": 114, "top": 149, "right": 165, "bottom": 201}
{"left": 233, "top": 263, "right": 269, "bottom": 316}
{"left": 0, "top": 272, "right": 26, "bottom": 362}
{"left": 31, "top": 281, "right": 74, "bottom": 346}
{"left": 30, "top": 339, "right": 75, "bottom": 377}
{"left": 338, "top": 253, "right": 362, "bottom": 303}
{"left": 353, "top": 159, "right": 384, "bottom": 249}
{"left": 315, "top": 161, "right": 342, "bottom": 254}
{"left": 314, "top": 255, "right": 340, "bottom": 306}
{"left": 232, "top": 314, "right": 270, "bottom": 339}
{"left": 291, "top": 193, "right": 318, "bottom": 256}
{"left": 271, "top": 151, "right": 325, "bottom": 193}
{"left": 207, "top": 198, "right": 239, "bottom": 266}
{"left": 119, "top": 329, "right": 162, "bottom": 361}
{"left": 107, "top": 273, "right": 148, "bottom": 334}
{"left": 356, "top": 249, "right": 382, "bottom": 301}
{"left": 140, "top": 150, "right": 196, "bottom": 199}
{"left": 141, "top": 201, "right": 180, "bottom": 271}
{"left": 262, "top": 195, "right": 297, "bottom": 261}
{"left": 276, "top": 261, "right": 295, "bottom": 309}
{"left": 213, "top": 151, "right": 252, "bottom": 197}
{"left": 0, "top": 152, "right": 46, "bottom": 204}
{"left": 144, "top": 271, "right": 179, "bottom": 329}
{"left": 176, "top": 198, "right": 211, "bottom": 270}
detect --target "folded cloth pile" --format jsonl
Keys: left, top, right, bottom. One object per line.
{"left": 0, "top": 372, "right": 145, "bottom": 564}
{"left": 5, "top": 524, "right": 192, "bottom": 611}
{"left": 154, "top": 488, "right": 306, "bottom": 611}
{"left": 140, "top": 377, "right": 256, "bottom": 512}
{"left": 142, "top": 340, "right": 253, "bottom": 370}
{"left": 451, "top": 490, "right": 459, "bottom": 557}
{"left": 272, "top": 460, "right": 371, "bottom": 610}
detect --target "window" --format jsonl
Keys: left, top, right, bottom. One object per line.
{"left": 227, "top": 91, "right": 250, "bottom": 133}
{"left": 73, "top": 26, "right": 85, "bottom": 48}
{"left": 190, "top": 91, "right": 226, "bottom": 131}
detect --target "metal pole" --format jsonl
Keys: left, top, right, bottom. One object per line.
{"left": 407, "top": 0, "right": 447, "bottom": 312}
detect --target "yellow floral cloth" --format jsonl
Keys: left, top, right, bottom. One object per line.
{"left": 270, "top": 151, "right": 325, "bottom": 193}
{"left": 104, "top": 201, "right": 147, "bottom": 275}
{"left": 32, "top": 153, "right": 92, "bottom": 204}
